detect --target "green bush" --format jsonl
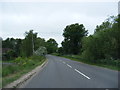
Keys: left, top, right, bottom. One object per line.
{"left": 100, "top": 59, "right": 120, "bottom": 66}
{"left": 3, "top": 55, "right": 45, "bottom": 77}
{"left": 2, "top": 65, "right": 20, "bottom": 77}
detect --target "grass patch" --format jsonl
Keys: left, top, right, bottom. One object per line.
{"left": 54, "top": 54, "right": 120, "bottom": 71}
{"left": 2, "top": 55, "right": 46, "bottom": 87}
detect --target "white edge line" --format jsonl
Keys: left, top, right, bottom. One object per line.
{"left": 67, "top": 64, "right": 72, "bottom": 68}
{"left": 74, "top": 69, "right": 90, "bottom": 79}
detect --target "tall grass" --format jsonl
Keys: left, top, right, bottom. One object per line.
{"left": 2, "top": 55, "right": 46, "bottom": 87}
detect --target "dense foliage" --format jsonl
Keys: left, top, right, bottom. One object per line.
{"left": 81, "top": 15, "right": 120, "bottom": 64}
{"left": 45, "top": 38, "right": 58, "bottom": 54}
{"left": 58, "top": 15, "right": 120, "bottom": 68}
{"left": 62, "top": 23, "right": 88, "bottom": 54}
{"left": 2, "top": 30, "right": 58, "bottom": 60}
{"left": 2, "top": 38, "right": 22, "bottom": 60}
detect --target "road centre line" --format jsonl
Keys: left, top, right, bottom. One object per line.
{"left": 74, "top": 69, "right": 91, "bottom": 80}
{"left": 67, "top": 64, "right": 72, "bottom": 68}
{"left": 61, "top": 61, "right": 90, "bottom": 80}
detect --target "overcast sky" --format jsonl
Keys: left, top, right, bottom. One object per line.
{"left": 0, "top": 1, "right": 118, "bottom": 46}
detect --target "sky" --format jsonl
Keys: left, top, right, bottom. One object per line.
{"left": 0, "top": 0, "right": 118, "bottom": 47}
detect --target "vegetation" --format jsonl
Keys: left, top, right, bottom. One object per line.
{"left": 60, "top": 55, "right": 120, "bottom": 71}
{"left": 45, "top": 38, "right": 58, "bottom": 54}
{"left": 62, "top": 23, "right": 88, "bottom": 54}
{"left": 80, "top": 15, "right": 120, "bottom": 67}
{"left": 57, "top": 15, "right": 120, "bottom": 70}
{"left": 2, "top": 30, "right": 52, "bottom": 87}
{"left": 2, "top": 30, "right": 49, "bottom": 60}
{"left": 2, "top": 13, "right": 120, "bottom": 87}
{"left": 2, "top": 29, "right": 59, "bottom": 87}
{"left": 2, "top": 55, "right": 45, "bottom": 87}
{"left": 2, "top": 38, "right": 22, "bottom": 60}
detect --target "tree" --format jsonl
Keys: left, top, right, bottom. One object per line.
{"left": 14, "top": 39, "right": 22, "bottom": 57}
{"left": 34, "top": 37, "right": 46, "bottom": 51}
{"left": 21, "top": 30, "right": 38, "bottom": 57}
{"left": 62, "top": 23, "right": 88, "bottom": 54}
{"left": 2, "top": 38, "right": 22, "bottom": 60}
{"left": 2, "top": 38, "right": 16, "bottom": 49}
{"left": 2, "top": 30, "right": 48, "bottom": 60}
{"left": 81, "top": 15, "right": 120, "bottom": 65}
{"left": 94, "top": 16, "right": 115, "bottom": 33}
{"left": 45, "top": 38, "right": 58, "bottom": 54}
{"left": 58, "top": 47, "right": 64, "bottom": 55}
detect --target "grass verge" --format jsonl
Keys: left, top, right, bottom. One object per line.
{"left": 2, "top": 55, "right": 46, "bottom": 87}
{"left": 52, "top": 53, "right": 120, "bottom": 71}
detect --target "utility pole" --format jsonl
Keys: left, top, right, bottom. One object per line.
{"left": 32, "top": 32, "right": 34, "bottom": 54}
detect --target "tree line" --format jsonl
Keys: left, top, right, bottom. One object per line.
{"left": 2, "top": 15, "right": 120, "bottom": 67}
{"left": 58, "top": 15, "right": 120, "bottom": 66}
{"left": 2, "top": 30, "right": 58, "bottom": 60}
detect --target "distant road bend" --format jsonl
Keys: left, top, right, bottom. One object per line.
{"left": 20, "top": 55, "right": 118, "bottom": 88}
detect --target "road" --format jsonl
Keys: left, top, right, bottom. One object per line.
{"left": 20, "top": 55, "right": 118, "bottom": 88}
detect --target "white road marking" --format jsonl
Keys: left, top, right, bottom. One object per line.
{"left": 61, "top": 61, "right": 90, "bottom": 80}
{"left": 67, "top": 64, "right": 72, "bottom": 68}
{"left": 63, "top": 61, "right": 65, "bottom": 64}
{"left": 74, "top": 69, "right": 90, "bottom": 79}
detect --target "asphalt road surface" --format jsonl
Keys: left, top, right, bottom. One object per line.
{"left": 20, "top": 55, "right": 119, "bottom": 88}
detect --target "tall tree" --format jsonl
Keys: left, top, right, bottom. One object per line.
{"left": 21, "top": 30, "right": 38, "bottom": 57}
{"left": 45, "top": 38, "right": 58, "bottom": 54}
{"left": 62, "top": 23, "right": 88, "bottom": 54}
{"left": 15, "top": 39, "right": 22, "bottom": 57}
